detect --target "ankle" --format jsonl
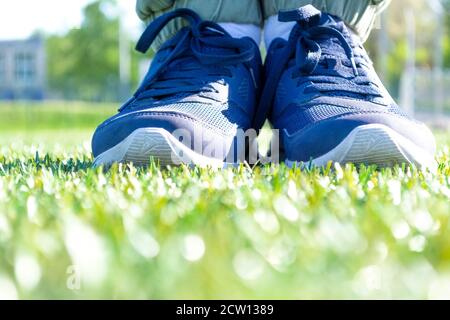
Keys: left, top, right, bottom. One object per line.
{"left": 218, "top": 23, "right": 261, "bottom": 45}
{"left": 263, "top": 14, "right": 295, "bottom": 48}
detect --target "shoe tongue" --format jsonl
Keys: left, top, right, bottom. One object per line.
{"left": 197, "top": 29, "right": 239, "bottom": 55}
{"left": 199, "top": 42, "right": 236, "bottom": 55}
{"left": 286, "top": 10, "right": 359, "bottom": 75}
{"left": 167, "top": 27, "right": 238, "bottom": 56}
{"left": 316, "top": 19, "right": 353, "bottom": 57}
{"left": 279, "top": 5, "right": 322, "bottom": 27}
{"left": 282, "top": 6, "right": 354, "bottom": 57}
{"left": 304, "top": 12, "right": 357, "bottom": 60}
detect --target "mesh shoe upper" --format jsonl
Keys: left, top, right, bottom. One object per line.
{"left": 92, "top": 9, "right": 262, "bottom": 159}
{"left": 258, "top": 5, "right": 435, "bottom": 161}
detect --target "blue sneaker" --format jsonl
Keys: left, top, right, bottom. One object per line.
{"left": 92, "top": 9, "right": 261, "bottom": 167}
{"left": 256, "top": 5, "right": 436, "bottom": 169}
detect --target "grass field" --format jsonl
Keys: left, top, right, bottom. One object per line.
{"left": 1, "top": 101, "right": 450, "bottom": 299}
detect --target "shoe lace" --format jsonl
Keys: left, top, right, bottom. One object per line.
{"left": 119, "top": 8, "right": 256, "bottom": 112}
{"left": 254, "top": 5, "right": 382, "bottom": 130}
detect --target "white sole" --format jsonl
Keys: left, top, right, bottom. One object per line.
{"left": 93, "top": 128, "right": 231, "bottom": 168}
{"left": 286, "top": 124, "right": 436, "bottom": 170}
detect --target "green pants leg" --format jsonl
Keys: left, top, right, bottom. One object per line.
{"left": 261, "top": 0, "right": 391, "bottom": 42}
{"left": 136, "top": 0, "right": 391, "bottom": 49}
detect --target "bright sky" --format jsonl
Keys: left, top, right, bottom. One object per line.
{"left": 0, "top": 0, "right": 143, "bottom": 40}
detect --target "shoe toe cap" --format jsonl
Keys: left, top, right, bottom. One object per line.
{"left": 91, "top": 109, "right": 240, "bottom": 158}
{"left": 283, "top": 111, "right": 436, "bottom": 162}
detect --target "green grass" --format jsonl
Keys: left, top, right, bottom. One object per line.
{"left": 1, "top": 102, "right": 450, "bottom": 299}
{"left": 0, "top": 101, "right": 116, "bottom": 131}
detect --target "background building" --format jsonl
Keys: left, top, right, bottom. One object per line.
{"left": 0, "top": 36, "right": 46, "bottom": 100}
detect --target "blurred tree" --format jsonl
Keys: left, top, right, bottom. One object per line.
{"left": 46, "top": 0, "right": 143, "bottom": 101}
{"left": 367, "top": 0, "right": 450, "bottom": 97}
{"left": 444, "top": 0, "right": 450, "bottom": 68}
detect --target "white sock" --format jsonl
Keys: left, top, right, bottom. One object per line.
{"left": 219, "top": 22, "right": 261, "bottom": 45}
{"left": 264, "top": 14, "right": 295, "bottom": 49}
